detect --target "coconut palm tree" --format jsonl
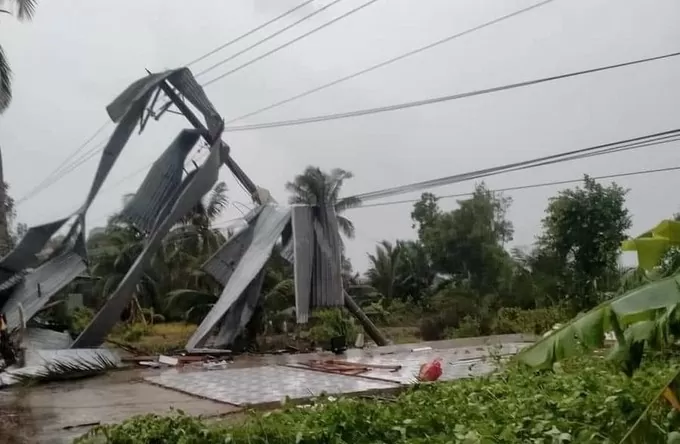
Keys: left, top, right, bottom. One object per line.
{"left": 0, "top": 0, "right": 37, "bottom": 112}
{"left": 366, "top": 240, "right": 403, "bottom": 301}
{"left": 285, "top": 166, "right": 360, "bottom": 238}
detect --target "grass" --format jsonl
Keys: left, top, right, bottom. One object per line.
{"left": 107, "top": 322, "right": 197, "bottom": 355}
{"left": 76, "top": 351, "right": 680, "bottom": 443}
{"left": 382, "top": 326, "right": 421, "bottom": 344}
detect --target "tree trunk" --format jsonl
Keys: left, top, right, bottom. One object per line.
{"left": 0, "top": 148, "right": 10, "bottom": 256}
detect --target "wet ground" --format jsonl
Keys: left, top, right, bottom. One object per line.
{"left": 0, "top": 334, "right": 534, "bottom": 444}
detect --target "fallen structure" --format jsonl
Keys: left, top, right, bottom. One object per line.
{"left": 0, "top": 67, "right": 387, "bottom": 352}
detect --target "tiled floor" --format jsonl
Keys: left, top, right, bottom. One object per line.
{"left": 145, "top": 365, "right": 399, "bottom": 406}
{"left": 289, "top": 344, "right": 516, "bottom": 384}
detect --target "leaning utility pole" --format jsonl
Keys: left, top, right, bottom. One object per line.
{"left": 159, "top": 81, "right": 388, "bottom": 347}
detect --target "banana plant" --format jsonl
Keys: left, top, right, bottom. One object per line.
{"left": 517, "top": 220, "right": 680, "bottom": 375}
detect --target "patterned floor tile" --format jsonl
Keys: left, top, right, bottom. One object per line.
{"left": 145, "top": 365, "right": 399, "bottom": 406}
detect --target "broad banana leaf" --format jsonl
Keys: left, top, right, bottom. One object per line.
{"left": 622, "top": 220, "right": 680, "bottom": 270}
{"left": 517, "top": 274, "right": 680, "bottom": 370}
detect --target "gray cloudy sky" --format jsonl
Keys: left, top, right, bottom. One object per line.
{"left": 1, "top": 0, "right": 679, "bottom": 271}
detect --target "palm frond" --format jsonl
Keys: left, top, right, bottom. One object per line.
{"left": 6, "top": 351, "right": 119, "bottom": 387}
{"left": 327, "top": 168, "right": 353, "bottom": 203}
{"left": 15, "top": 0, "right": 37, "bottom": 21}
{"left": 517, "top": 274, "right": 680, "bottom": 372}
{"left": 0, "top": 45, "right": 12, "bottom": 113}
{"left": 205, "top": 181, "right": 228, "bottom": 220}
{"left": 336, "top": 215, "right": 355, "bottom": 239}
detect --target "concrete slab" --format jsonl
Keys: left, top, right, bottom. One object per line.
{"left": 289, "top": 342, "right": 529, "bottom": 384}
{"left": 145, "top": 365, "right": 399, "bottom": 406}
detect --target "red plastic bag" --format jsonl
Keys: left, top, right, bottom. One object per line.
{"left": 418, "top": 358, "right": 443, "bottom": 382}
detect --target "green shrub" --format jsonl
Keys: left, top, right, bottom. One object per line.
{"left": 78, "top": 352, "right": 680, "bottom": 443}
{"left": 450, "top": 315, "right": 482, "bottom": 338}
{"left": 121, "top": 323, "right": 151, "bottom": 342}
{"left": 492, "top": 306, "right": 569, "bottom": 335}
{"left": 419, "top": 314, "right": 446, "bottom": 341}
{"left": 308, "top": 309, "right": 358, "bottom": 347}
{"left": 68, "top": 307, "right": 94, "bottom": 336}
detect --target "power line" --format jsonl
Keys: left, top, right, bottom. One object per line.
{"left": 350, "top": 164, "right": 680, "bottom": 210}
{"left": 15, "top": 139, "right": 108, "bottom": 205}
{"left": 15, "top": 1, "right": 319, "bottom": 205}
{"left": 222, "top": 0, "right": 557, "bottom": 125}
{"left": 185, "top": 0, "right": 317, "bottom": 67}
{"left": 347, "top": 130, "right": 680, "bottom": 202}
{"left": 222, "top": 50, "right": 680, "bottom": 131}
{"left": 15, "top": 122, "right": 110, "bottom": 204}
{"left": 195, "top": 0, "right": 346, "bottom": 78}
{"left": 201, "top": 0, "right": 383, "bottom": 88}
{"left": 15, "top": 1, "right": 375, "bottom": 205}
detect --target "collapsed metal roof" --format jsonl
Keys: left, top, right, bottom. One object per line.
{"left": 0, "top": 67, "right": 346, "bottom": 351}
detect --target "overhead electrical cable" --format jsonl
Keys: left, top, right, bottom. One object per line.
{"left": 15, "top": 0, "right": 319, "bottom": 205}
{"left": 222, "top": 50, "right": 680, "bottom": 131}
{"left": 185, "top": 0, "right": 317, "bottom": 68}
{"left": 346, "top": 129, "right": 680, "bottom": 202}
{"left": 195, "top": 0, "right": 347, "bottom": 77}
{"left": 16, "top": 138, "right": 108, "bottom": 205}
{"left": 351, "top": 163, "right": 680, "bottom": 210}
{"left": 222, "top": 0, "right": 557, "bottom": 125}
{"left": 201, "top": 0, "right": 383, "bottom": 88}
{"left": 16, "top": 121, "right": 110, "bottom": 204}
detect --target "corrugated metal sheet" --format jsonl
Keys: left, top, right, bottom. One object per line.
{"left": 0, "top": 218, "right": 69, "bottom": 273}
{"left": 120, "top": 129, "right": 199, "bottom": 233}
{"left": 21, "top": 328, "right": 73, "bottom": 350}
{"left": 71, "top": 67, "right": 236, "bottom": 348}
{"left": 169, "top": 70, "right": 223, "bottom": 138}
{"left": 311, "top": 205, "right": 344, "bottom": 309}
{"left": 203, "top": 223, "right": 256, "bottom": 286}
{"left": 202, "top": 205, "right": 265, "bottom": 285}
{"left": 292, "top": 206, "right": 314, "bottom": 323}
{"left": 3, "top": 251, "right": 87, "bottom": 330}
{"left": 186, "top": 205, "right": 291, "bottom": 350}
{"left": 209, "top": 269, "right": 266, "bottom": 348}
{"left": 73, "top": 138, "right": 224, "bottom": 348}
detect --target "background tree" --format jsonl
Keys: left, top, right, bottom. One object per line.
{"left": 285, "top": 166, "right": 360, "bottom": 238}
{"left": 0, "top": 0, "right": 37, "bottom": 112}
{"left": 536, "top": 175, "right": 631, "bottom": 311}
{"left": 411, "top": 183, "right": 514, "bottom": 294}
{"left": 365, "top": 240, "right": 403, "bottom": 302}
{"left": 0, "top": 150, "right": 15, "bottom": 255}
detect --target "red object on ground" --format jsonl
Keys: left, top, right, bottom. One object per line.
{"left": 418, "top": 358, "right": 443, "bottom": 382}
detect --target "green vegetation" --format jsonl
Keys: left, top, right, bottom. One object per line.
{"left": 76, "top": 352, "right": 680, "bottom": 443}
{"left": 26, "top": 168, "right": 645, "bottom": 354}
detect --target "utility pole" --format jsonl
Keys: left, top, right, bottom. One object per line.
{"left": 159, "top": 80, "right": 388, "bottom": 347}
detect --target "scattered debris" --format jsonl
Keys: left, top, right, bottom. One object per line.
{"left": 138, "top": 361, "right": 161, "bottom": 368}
{"left": 158, "top": 355, "right": 179, "bottom": 366}
{"left": 202, "top": 360, "right": 229, "bottom": 370}
{"left": 417, "top": 358, "right": 443, "bottom": 382}
{"left": 355, "top": 333, "right": 365, "bottom": 349}
{"left": 411, "top": 346, "right": 432, "bottom": 352}
{"left": 299, "top": 359, "right": 402, "bottom": 377}
{"left": 63, "top": 421, "right": 100, "bottom": 430}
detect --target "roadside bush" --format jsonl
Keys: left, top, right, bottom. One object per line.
{"left": 492, "top": 306, "right": 569, "bottom": 335}
{"left": 308, "top": 309, "right": 358, "bottom": 347}
{"left": 419, "top": 314, "right": 446, "bottom": 341}
{"left": 78, "top": 352, "right": 680, "bottom": 443}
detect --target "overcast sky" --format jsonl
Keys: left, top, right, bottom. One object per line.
{"left": 1, "top": 0, "right": 679, "bottom": 271}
